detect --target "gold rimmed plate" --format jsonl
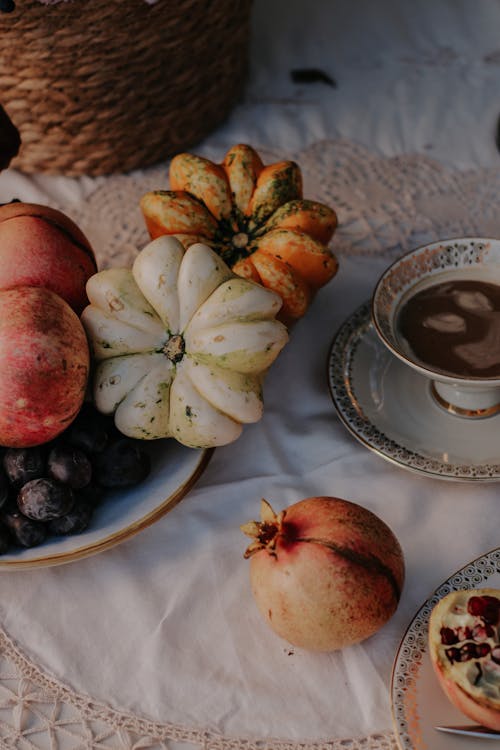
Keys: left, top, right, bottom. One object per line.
{"left": 0, "top": 441, "right": 212, "bottom": 570}
{"left": 391, "top": 548, "right": 500, "bottom": 749}
{"left": 327, "top": 302, "right": 500, "bottom": 481}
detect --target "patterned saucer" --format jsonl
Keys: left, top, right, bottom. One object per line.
{"left": 391, "top": 547, "right": 500, "bottom": 749}
{"left": 327, "top": 302, "right": 500, "bottom": 481}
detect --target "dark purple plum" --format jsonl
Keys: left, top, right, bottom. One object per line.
{"left": 48, "top": 501, "right": 93, "bottom": 535}
{"left": 48, "top": 445, "right": 92, "bottom": 489}
{"left": 65, "top": 403, "right": 113, "bottom": 454}
{"left": 4, "top": 447, "right": 45, "bottom": 488}
{"left": 75, "top": 482, "right": 105, "bottom": 508}
{"left": 17, "top": 478, "right": 74, "bottom": 521}
{"left": 2, "top": 509, "right": 46, "bottom": 548}
{"left": 93, "top": 439, "right": 151, "bottom": 488}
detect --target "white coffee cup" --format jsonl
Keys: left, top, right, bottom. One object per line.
{"left": 372, "top": 238, "right": 500, "bottom": 418}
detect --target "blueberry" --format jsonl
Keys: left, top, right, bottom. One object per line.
{"left": 48, "top": 445, "right": 92, "bottom": 489}
{"left": 4, "top": 447, "right": 46, "bottom": 488}
{"left": 17, "top": 478, "right": 74, "bottom": 521}
{"left": 93, "top": 439, "right": 151, "bottom": 488}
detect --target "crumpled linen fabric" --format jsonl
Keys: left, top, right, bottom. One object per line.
{"left": 0, "top": 0, "right": 500, "bottom": 748}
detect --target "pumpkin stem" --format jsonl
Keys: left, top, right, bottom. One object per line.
{"left": 232, "top": 232, "right": 249, "bottom": 249}
{"left": 163, "top": 334, "right": 185, "bottom": 363}
{"left": 213, "top": 210, "right": 255, "bottom": 266}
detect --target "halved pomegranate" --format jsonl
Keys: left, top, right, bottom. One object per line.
{"left": 428, "top": 588, "right": 500, "bottom": 730}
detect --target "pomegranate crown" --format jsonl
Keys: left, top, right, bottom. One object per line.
{"left": 240, "top": 498, "right": 285, "bottom": 559}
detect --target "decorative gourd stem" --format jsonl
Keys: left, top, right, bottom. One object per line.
{"left": 163, "top": 334, "right": 185, "bottom": 364}
{"left": 232, "top": 232, "right": 249, "bottom": 249}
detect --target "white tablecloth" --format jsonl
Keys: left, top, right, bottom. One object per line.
{"left": 1, "top": 1, "right": 500, "bottom": 748}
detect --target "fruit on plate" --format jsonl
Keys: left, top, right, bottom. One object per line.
{"left": 81, "top": 236, "right": 288, "bottom": 448}
{"left": 0, "top": 403, "right": 152, "bottom": 552}
{"left": 0, "top": 286, "right": 89, "bottom": 447}
{"left": 139, "top": 144, "right": 338, "bottom": 323}
{"left": 428, "top": 588, "right": 500, "bottom": 730}
{"left": 241, "top": 496, "right": 405, "bottom": 651}
{"left": 0, "top": 202, "right": 97, "bottom": 314}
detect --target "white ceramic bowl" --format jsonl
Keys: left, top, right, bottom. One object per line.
{"left": 372, "top": 238, "right": 500, "bottom": 418}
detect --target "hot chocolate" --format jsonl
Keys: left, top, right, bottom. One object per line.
{"left": 397, "top": 279, "right": 500, "bottom": 378}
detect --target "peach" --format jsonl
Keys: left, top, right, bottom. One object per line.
{"left": 0, "top": 202, "right": 97, "bottom": 314}
{"left": 0, "top": 286, "right": 89, "bottom": 447}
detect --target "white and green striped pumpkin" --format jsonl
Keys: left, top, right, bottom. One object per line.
{"left": 81, "top": 237, "right": 288, "bottom": 448}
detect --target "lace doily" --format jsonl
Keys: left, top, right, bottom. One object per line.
{"left": 56, "top": 139, "right": 500, "bottom": 272}
{"left": 0, "top": 624, "right": 398, "bottom": 749}
{"left": 3, "top": 138, "right": 500, "bottom": 750}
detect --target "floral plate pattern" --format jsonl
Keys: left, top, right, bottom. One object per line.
{"left": 327, "top": 302, "right": 500, "bottom": 481}
{"left": 391, "top": 547, "right": 500, "bottom": 749}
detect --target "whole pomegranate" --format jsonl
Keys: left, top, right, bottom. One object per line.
{"left": 0, "top": 202, "right": 97, "bottom": 314}
{"left": 0, "top": 286, "right": 89, "bottom": 447}
{"left": 241, "top": 496, "right": 405, "bottom": 651}
{"left": 429, "top": 588, "right": 500, "bottom": 730}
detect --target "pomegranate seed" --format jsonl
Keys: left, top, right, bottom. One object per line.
{"left": 440, "top": 626, "right": 459, "bottom": 645}
{"left": 481, "top": 602, "right": 500, "bottom": 624}
{"left": 445, "top": 647, "right": 461, "bottom": 663}
{"left": 459, "top": 643, "right": 477, "bottom": 661}
{"left": 476, "top": 642, "right": 492, "bottom": 658}
{"left": 468, "top": 596, "right": 487, "bottom": 615}
{"left": 467, "top": 595, "right": 500, "bottom": 624}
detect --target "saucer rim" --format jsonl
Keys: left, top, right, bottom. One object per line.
{"left": 327, "top": 301, "right": 500, "bottom": 483}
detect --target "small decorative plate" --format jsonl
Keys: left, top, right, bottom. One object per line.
{"left": 0, "top": 441, "right": 212, "bottom": 570}
{"left": 391, "top": 547, "right": 500, "bottom": 749}
{"left": 327, "top": 302, "right": 500, "bottom": 481}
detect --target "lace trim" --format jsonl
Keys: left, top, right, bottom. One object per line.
{"left": 6, "top": 137, "right": 495, "bottom": 749}
{"left": 0, "top": 628, "right": 397, "bottom": 749}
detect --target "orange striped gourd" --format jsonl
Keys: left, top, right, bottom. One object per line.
{"left": 140, "top": 144, "right": 338, "bottom": 324}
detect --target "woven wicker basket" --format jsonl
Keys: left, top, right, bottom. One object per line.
{"left": 1, "top": 0, "right": 252, "bottom": 176}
